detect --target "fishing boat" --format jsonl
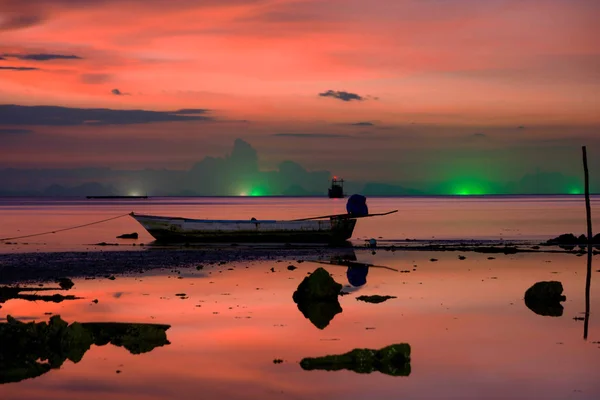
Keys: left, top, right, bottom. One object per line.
{"left": 130, "top": 195, "right": 396, "bottom": 244}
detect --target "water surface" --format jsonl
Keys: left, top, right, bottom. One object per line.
{"left": 1, "top": 196, "right": 598, "bottom": 253}
{"left": 1, "top": 250, "right": 599, "bottom": 399}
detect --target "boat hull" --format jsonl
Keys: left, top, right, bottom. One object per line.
{"left": 130, "top": 213, "right": 357, "bottom": 244}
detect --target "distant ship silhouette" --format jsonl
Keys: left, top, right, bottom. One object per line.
{"left": 328, "top": 177, "right": 345, "bottom": 198}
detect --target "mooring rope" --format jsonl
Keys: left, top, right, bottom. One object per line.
{"left": 0, "top": 213, "right": 132, "bottom": 242}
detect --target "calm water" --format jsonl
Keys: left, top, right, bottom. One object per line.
{"left": 1, "top": 196, "right": 599, "bottom": 252}
{"left": 1, "top": 196, "right": 599, "bottom": 399}
{"left": 0, "top": 251, "right": 599, "bottom": 399}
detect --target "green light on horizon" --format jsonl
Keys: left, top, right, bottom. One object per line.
{"left": 568, "top": 188, "right": 582, "bottom": 195}
{"left": 250, "top": 187, "right": 267, "bottom": 196}
{"left": 239, "top": 186, "right": 268, "bottom": 196}
{"left": 451, "top": 183, "right": 487, "bottom": 196}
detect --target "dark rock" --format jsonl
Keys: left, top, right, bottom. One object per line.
{"left": 287, "top": 265, "right": 297, "bottom": 271}
{"left": 300, "top": 344, "right": 411, "bottom": 376}
{"left": 108, "top": 276, "right": 116, "bottom": 281}
{"left": 295, "top": 300, "right": 342, "bottom": 330}
{"left": 546, "top": 233, "right": 588, "bottom": 250}
{"left": 293, "top": 268, "right": 343, "bottom": 329}
{"left": 273, "top": 359, "right": 283, "bottom": 364}
{"left": 474, "top": 246, "right": 518, "bottom": 254}
{"left": 56, "top": 278, "right": 75, "bottom": 290}
{"left": 0, "top": 315, "right": 170, "bottom": 384}
{"left": 356, "top": 295, "right": 397, "bottom": 304}
{"left": 196, "top": 265, "right": 204, "bottom": 270}
{"left": 1, "top": 286, "right": 81, "bottom": 304}
{"left": 116, "top": 232, "right": 138, "bottom": 239}
{"left": 547, "top": 233, "right": 579, "bottom": 245}
{"left": 293, "top": 268, "right": 342, "bottom": 302}
{"left": 524, "top": 281, "right": 566, "bottom": 317}
{"left": 458, "top": 255, "right": 466, "bottom": 260}
{"left": 430, "top": 258, "right": 438, "bottom": 262}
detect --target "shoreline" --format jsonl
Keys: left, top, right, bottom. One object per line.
{"left": 0, "top": 242, "right": 590, "bottom": 285}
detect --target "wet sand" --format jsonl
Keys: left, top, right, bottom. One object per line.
{"left": 0, "top": 241, "right": 586, "bottom": 285}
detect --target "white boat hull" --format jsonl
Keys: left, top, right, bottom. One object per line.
{"left": 130, "top": 213, "right": 357, "bottom": 243}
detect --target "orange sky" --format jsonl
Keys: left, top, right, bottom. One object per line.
{"left": 0, "top": 0, "right": 599, "bottom": 174}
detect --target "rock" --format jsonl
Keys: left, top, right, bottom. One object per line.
{"left": 300, "top": 343, "right": 411, "bottom": 376}
{"left": 295, "top": 300, "right": 342, "bottom": 330}
{"left": 57, "top": 278, "right": 75, "bottom": 290}
{"left": 273, "top": 359, "right": 283, "bottom": 364}
{"left": 356, "top": 295, "right": 397, "bottom": 304}
{"left": 1, "top": 286, "right": 80, "bottom": 304}
{"left": 524, "top": 281, "right": 566, "bottom": 317}
{"left": 546, "top": 233, "right": 587, "bottom": 250}
{"left": 546, "top": 233, "right": 579, "bottom": 245}
{"left": 0, "top": 315, "right": 170, "bottom": 384}
{"left": 116, "top": 232, "right": 138, "bottom": 239}
{"left": 430, "top": 258, "right": 438, "bottom": 262}
{"left": 287, "top": 265, "right": 297, "bottom": 271}
{"left": 458, "top": 255, "right": 466, "bottom": 260}
{"left": 292, "top": 268, "right": 342, "bottom": 302}
{"left": 474, "top": 246, "right": 518, "bottom": 254}
{"left": 292, "top": 268, "right": 343, "bottom": 330}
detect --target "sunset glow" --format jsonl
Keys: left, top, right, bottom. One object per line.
{"left": 0, "top": 0, "right": 599, "bottom": 194}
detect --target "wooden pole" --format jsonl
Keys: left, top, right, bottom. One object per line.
{"left": 582, "top": 146, "right": 592, "bottom": 340}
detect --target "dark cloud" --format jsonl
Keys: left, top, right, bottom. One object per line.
{"left": 0, "top": 128, "right": 34, "bottom": 135}
{"left": 351, "top": 122, "right": 374, "bottom": 126}
{"left": 273, "top": 133, "right": 351, "bottom": 138}
{"left": 0, "top": 104, "right": 212, "bottom": 126}
{"left": 318, "top": 90, "right": 364, "bottom": 102}
{"left": 0, "top": 66, "right": 39, "bottom": 71}
{"left": 175, "top": 109, "right": 210, "bottom": 114}
{"left": 3, "top": 53, "right": 82, "bottom": 61}
{"left": 81, "top": 73, "right": 112, "bottom": 84}
{"left": 0, "top": 14, "right": 44, "bottom": 31}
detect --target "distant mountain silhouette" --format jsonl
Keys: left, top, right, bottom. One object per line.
{"left": 0, "top": 139, "right": 594, "bottom": 196}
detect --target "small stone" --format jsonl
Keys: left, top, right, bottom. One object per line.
{"left": 56, "top": 278, "right": 75, "bottom": 290}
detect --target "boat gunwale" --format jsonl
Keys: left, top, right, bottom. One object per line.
{"left": 131, "top": 213, "right": 310, "bottom": 224}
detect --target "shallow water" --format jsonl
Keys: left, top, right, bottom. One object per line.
{"left": 1, "top": 250, "right": 599, "bottom": 399}
{"left": 1, "top": 196, "right": 599, "bottom": 253}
